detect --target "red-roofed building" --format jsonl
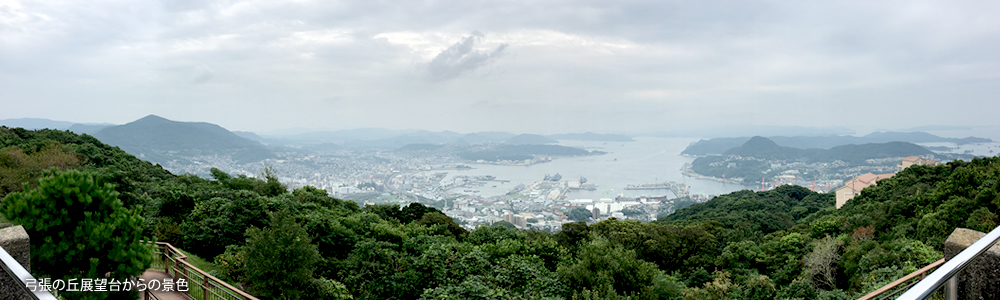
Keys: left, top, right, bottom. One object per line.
{"left": 836, "top": 172, "right": 896, "bottom": 209}
{"left": 897, "top": 156, "right": 941, "bottom": 172}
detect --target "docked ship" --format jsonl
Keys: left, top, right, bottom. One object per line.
{"left": 543, "top": 173, "right": 562, "bottom": 181}
{"left": 568, "top": 176, "right": 596, "bottom": 190}
{"left": 506, "top": 184, "right": 527, "bottom": 195}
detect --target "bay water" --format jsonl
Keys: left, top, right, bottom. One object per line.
{"left": 426, "top": 137, "right": 746, "bottom": 199}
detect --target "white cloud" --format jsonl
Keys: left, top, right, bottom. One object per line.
{"left": 424, "top": 32, "right": 507, "bottom": 81}
{"left": 191, "top": 64, "right": 214, "bottom": 84}
{"left": 3, "top": 0, "right": 1000, "bottom": 134}
{"left": 374, "top": 31, "right": 468, "bottom": 60}
{"left": 375, "top": 29, "right": 639, "bottom": 60}
{"left": 283, "top": 29, "right": 353, "bottom": 46}
{"left": 168, "top": 34, "right": 240, "bottom": 53}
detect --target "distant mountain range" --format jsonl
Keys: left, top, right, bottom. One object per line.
{"left": 0, "top": 117, "right": 636, "bottom": 164}
{"left": 457, "top": 144, "right": 605, "bottom": 162}
{"left": 67, "top": 123, "right": 114, "bottom": 135}
{"left": 457, "top": 132, "right": 516, "bottom": 144}
{"left": 92, "top": 115, "right": 276, "bottom": 163}
{"left": 0, "top": 118, "right": 114, "bottom": 134}
{"left": 259, "top": 129, "right": 633, "bottom": 148}
{"left": 9, "top": 117, "right": 980, "bottom": 160}
{"left": 682, "top": 132, "right": 993, "bottom": 156}
{"left": 549, "top": 132, "right": 634, "bottom": 142}
{"left": 0, "top": 118, "right": 76, "bottom": 129}
{"left": 504, "top": 134, "right": 558, "bottom": 145}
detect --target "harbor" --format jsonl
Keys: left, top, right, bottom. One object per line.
{"left": 624, "top": 181, "right": 690, "bottom": 198}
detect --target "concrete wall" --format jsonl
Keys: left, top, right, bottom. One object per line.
{"left": 0, "top": 225, "right": 30, "bottom": 272}
{"left": 0, "top": 225, "right": 35, "bottom": 299}
{"left": 0, "top": 265, "right": 35, "bottom": 300}
{"left": 944, "top": 228, "right": 1000, "bottom": 300}
{"left": 835, "top": 186, "right": 852, "bottom": 209}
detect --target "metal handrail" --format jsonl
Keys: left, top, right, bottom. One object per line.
{"left": 145, "top": 288, "right": 162, "bottom": 300}
{"left": 147, "top": 241, "right": 259, "bottom": 300}
{"left": 857, "top": 258, "right": 944, "bottom": 300}
{"left": 0, "top": 244, "right": 57, "bottom": 300}
{"left": 896, "top": 225, "right": 1000, "bottom": 300}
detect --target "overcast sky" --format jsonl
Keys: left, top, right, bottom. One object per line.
{"left": 2, "top": 0, "right": 999, "bottom": 136}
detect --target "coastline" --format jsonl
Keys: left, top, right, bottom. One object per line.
{"left": 680, "top": 163, "right": 743, "bottom": 185}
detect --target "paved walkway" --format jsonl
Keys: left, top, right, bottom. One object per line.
{"left": 139, "top": 270, "right": 190, "bottom": 300}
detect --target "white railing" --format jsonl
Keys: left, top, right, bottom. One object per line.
{"left": 0, "top": 244, "right": 57, "bottom": 300}
{"left": 895, "top": 225, "right": 1000, "bottom": 300}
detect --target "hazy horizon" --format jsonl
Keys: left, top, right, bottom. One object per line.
{"left": 4, "top": 114, "right": 1000, "bottom": 142}
{"left": 3, "top": 1, "right": 999, "bottom": 138}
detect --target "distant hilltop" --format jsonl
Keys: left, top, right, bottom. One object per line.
{"left": 91, "top": 115, "right": 276, "bottom": 164}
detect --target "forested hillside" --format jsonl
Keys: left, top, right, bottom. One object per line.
{"left": 681, "top": 132, "right": 991, "bottom": 156}
{"left": 690, "top": 136, "right": 941, "bottom": 185}
{"left": 2, "top": 127, "right": 998, "bottom": 300}
{"left": 719, "top": 136, "right": 932, "bottom": 163}
{"left": 662, "top": 157, "right": 999, "bottom": 297}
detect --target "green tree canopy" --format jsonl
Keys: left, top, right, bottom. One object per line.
{"left": 1, "top": 169, "right": 150, "bottom": 300}
{"left": 239, "top": 209, "right": 351, "bottom": 299}
{"left": 568, "top": 207, "right": 592, "bottom": 222}
{"left": 558, "top": 235, "right": 683, "bottom": 299}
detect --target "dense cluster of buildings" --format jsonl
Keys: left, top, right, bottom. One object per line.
{"left": 441, "top": 181, "right": 669, "bottom": 231}
{"left": 155, "top": 147, "right": 683, "bottom": 231}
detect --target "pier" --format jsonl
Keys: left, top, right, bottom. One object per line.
{"left": 624, "top": 181, "right": 690, "bottom": 198}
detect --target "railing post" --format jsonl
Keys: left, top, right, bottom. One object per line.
{"left": 182, "top": 264, "right": 192, "bottom": 298}
{"left": 945, "top": 276, "right": 958, "bottom": 300}
{"left": 204, "top": 275, "right": 211, "bottom": 300}
{"left": 163, "top": 248, "right": 171, "bottom": 276}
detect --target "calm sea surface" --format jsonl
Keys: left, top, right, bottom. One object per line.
{"left": 417, "top": 137, "right": 1000, "bottom": 199}
{"left": 422, "top": 137, "right": 746, "bottom": 199}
